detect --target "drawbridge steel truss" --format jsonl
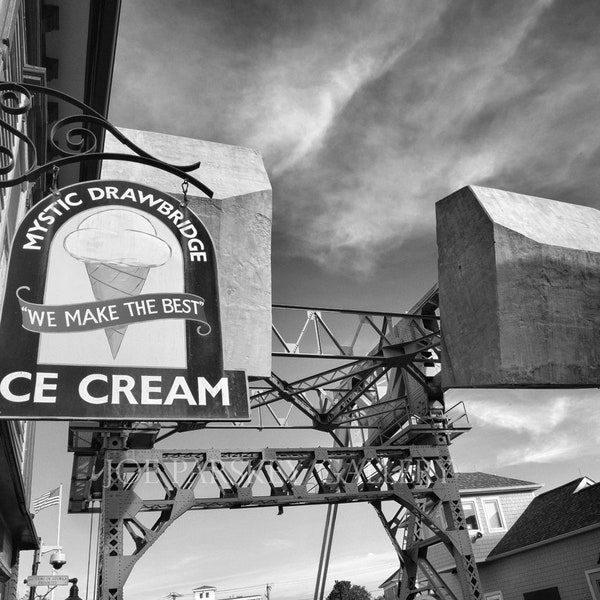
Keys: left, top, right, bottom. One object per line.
{"left": 69, "top": 292, "right": 482, "bottom": 600}
{"left": 93, "top": 444, "right": 479, "bottom": 600}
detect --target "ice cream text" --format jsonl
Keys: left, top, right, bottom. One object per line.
{"left": 0, "top": 371, "right": 230, "bottom": 406}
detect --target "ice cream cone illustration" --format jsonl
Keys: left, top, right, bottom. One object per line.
{"left": 64, "top": 209, "right": 172, "bottom": 358}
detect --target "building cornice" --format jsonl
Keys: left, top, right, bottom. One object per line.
{"left": 81, "top": 0, "right": 121, "bottom": 182}
{"left": 0, "top": 422, "right": 38, "bottom": 549}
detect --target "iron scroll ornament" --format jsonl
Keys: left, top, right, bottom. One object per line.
{"left": 0, "top": 82, "right": 214, "bottom": 197}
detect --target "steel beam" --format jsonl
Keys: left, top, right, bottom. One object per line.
{"left": 95, "top": 444, "right": 479, "bottom": 600}
{"left": 66, "top": 290, "right": 482, "bottom": 600}
{"left": 372, "top": 480, "right": 483, "bottom": 600}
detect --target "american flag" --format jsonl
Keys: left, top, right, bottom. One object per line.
{"left": 32, "top": 486, "right": 61, "bottom": 513}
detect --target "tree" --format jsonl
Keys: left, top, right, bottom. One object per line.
{"left": 326, "top": 580, "right": 372, "bottom": 600}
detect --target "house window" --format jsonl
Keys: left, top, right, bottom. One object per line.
{"left": 523, "top": 587, "right": 561, "bottom": 600}
{"left": 462, "top": 500, "right": 480, "bottom": 530}
{"left": 586, "top": 569, "right": 600, "bottom": 600}
{"left": 482, "top": 498, "right": 505, "bottom": 531}
{"left": 484, "top": 593, "right": 503, "bottom": 600}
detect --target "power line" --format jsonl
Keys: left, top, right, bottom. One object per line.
{"left": 217, "top": 585, "right": 266, "bottom": 593}
{"left": 217, "top": 578, "right": 314, "bottom": 593}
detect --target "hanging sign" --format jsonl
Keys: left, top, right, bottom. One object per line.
{"left": 0, "top": 180, "right": 249, "bottom": 420}
{"left": 26, "top": 575, "right": 70, "bottom": 587}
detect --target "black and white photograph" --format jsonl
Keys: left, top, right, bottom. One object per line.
{"left": 1, "top": 2, "right": 599, "bottom": 600}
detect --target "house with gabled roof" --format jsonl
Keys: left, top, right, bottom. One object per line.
{"left": 193, "top": 586, "right": 217, "bottom": 600}
{"left": 192, "top": 586, "right": 262, "bottom": 600}
{"left": 380, "top": 472, "right": 542, "bottom": 600}
{"left": 480, "top": 476, "right": 600, "bottom": 600}
{"left": 416, "top": 472, "right": 541, "bottom": 585}
{"left": 381, "top": 474, "right": 600, "bottom": 600}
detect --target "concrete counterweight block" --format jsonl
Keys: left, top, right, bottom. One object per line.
{"left": 436, "top": 186, "right": 600, "bottom": 388}
{"left": 102, "top": 128, "right": 272, "bottom": 377}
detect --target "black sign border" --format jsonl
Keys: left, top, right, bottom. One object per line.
{"left": 0, "top": 180, "right": 249, "bottom": 421}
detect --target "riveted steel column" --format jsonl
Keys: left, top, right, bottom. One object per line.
{"left": 97, "top": 448, "right": 125, "bottom": 600}
{"left": 439, "top": 472, "right": 483, "bottom": 599}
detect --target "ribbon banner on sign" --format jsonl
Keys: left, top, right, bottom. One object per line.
{"left": 17, "top": 287, "right": 211, "bottom": 335}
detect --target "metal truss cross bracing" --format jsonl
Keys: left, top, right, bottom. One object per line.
{"left": 162, "top": 286, "right": 462, "bottom": 444}
{"left": 65, "top": 290, "right": 482, "bottom": 600}
{"left": 372, "top": 478, "right": 483, "bottom": 599}
{"left": 251, "top": 295, "right": 444, "bottom": 443}
{"left": 94, "top": 444, "right": 481, "bottom": 600}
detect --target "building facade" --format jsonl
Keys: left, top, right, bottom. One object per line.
{"left": 480, "top": 477, "right": 600, "bottom": 600}
{"left": 193, "top": 585, "right": 262, "bottom": 600}
{"left": 380, "top": 474, "right": 600, "bottom": 600}
{"left": 0, "top": 420, "right": 37, "bottom": 600}
{"left": 379, "top": 472, "right": 541, "bottom": 600}
{"left": 193, "top": 586, "right": 217, "bottom": 600}
{"left": 0, "top": 2, "right": 44, "bottom": 598}
{"left": 0, "top": 1, "right": 120, "bottom": 599}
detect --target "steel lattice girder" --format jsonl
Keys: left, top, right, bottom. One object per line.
{"left": 232, "top": 291, "right": 443, "bottom": 438}
{"left": 257, "top": 296, "right": 441, "bottom": 430}
{"left": 372, "top": 494, "right": 483, "bottom": 600}
{"left": 68, "top": 292, "right": 473, "bottom": 515}
{"left": 96, "top": 444, "right": 479, "bottom": 600}
{"left": 99, "top": 444, "right": 455, "bottom": 511}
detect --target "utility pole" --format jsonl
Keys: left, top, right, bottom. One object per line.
{"left": 28, "top": 539, "right": 42, "bottom": 600}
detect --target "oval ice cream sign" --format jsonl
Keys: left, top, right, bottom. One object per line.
{"left": 0, "top": 181, "right": 249, "bottom": 420}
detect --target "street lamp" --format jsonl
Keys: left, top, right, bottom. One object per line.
{"left": 65, "top": 579, "right": 83, "bottom": 600}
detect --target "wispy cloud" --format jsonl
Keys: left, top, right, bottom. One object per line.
{"left": 112, "top": 1, "right": 600, "bottom": 277}
{"left": 244, "top": 5, "right": 446, "bottom": 178}
{"left": 269, "top": 0, "right": 566, "bottom": 273}
{"left": 452, "top": 389, "right": 600, "bottom": 467}
{"left": 471, "top": 394, "right": 572, "bottom": 436}
{"left": 262, "top": 537, "right": 295, "bottom": 550}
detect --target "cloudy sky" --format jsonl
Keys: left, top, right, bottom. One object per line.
{"left": 26, "top": 1, "right": 600, "bottom": 600}
{"left": 110, "top": 0, "right": 600, "bottom": 307}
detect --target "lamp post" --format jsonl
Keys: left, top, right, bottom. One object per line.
{"left": 27, "top": 540, "right": 67, "bottom": 600}
{"left": 66, "top": 579, "right": 83, "bottom": 600}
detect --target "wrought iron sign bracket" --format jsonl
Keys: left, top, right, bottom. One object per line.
{"left": 0, "top": 82, "right": 214, "bottom": 197}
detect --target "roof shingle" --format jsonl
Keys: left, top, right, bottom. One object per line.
{"left": 455, "top": 472, "right": 539, "bottom": 491}
{"left": 488, "top": 477, "right": 600, "bottom": 558}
